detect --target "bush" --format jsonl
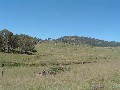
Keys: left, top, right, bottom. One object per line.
{"left": 47, "top": 66, "right": 70, "bottom": 75}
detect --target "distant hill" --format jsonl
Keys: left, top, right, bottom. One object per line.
{"left": 1, "top": 29, "right": 120, "bottom": 48}
{"left": 55, "top": 36, "right": 120, "bottom": 47}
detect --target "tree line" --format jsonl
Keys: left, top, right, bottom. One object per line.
{"left": 56, "top": 36, "right": 120, "bottom": 47}
{"left": 0, "top": 29, "right": 40, "bottom": 54}
{"left": 1, "top": 29, "right": 120, "bottom": 55}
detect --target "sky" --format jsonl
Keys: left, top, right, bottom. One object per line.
{"left": 0, "top": 0, "right": 120, "bottom": 41}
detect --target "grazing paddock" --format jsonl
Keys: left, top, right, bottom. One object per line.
{"left": 1, "top": 42, "right": 120, "bottom": 90}
{"left": 1, "top": 60, "right": 120, "bottom": 90}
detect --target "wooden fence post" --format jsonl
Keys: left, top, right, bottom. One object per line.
{"left": 1, "top": 71, "right": 3, "bottom": 77}
{"left": 1, "top": 63, "right": 4, "bottom": 77}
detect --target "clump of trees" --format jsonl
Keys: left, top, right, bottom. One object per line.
{"left": 0, "top": 29, "right": 39, "bottom": 54}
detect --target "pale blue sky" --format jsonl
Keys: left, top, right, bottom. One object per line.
{"left": 0, "top": 0, "right": 120, "bottom": 41}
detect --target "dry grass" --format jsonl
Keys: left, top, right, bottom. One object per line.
{"left": 0, "top": 42, "right": 120, "bottom": 90}
{"left": 1, "top": 60, "right": 120, "bottom": 90}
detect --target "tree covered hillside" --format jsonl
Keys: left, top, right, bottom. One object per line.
{"left": 56, "top": 36, "right": 120, "bottom": 47}
{"left": 1, "top": 29, "right": 120, "bottom": 54}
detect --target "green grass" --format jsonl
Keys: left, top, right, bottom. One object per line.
{"left": 1, "top": 42, "right": 120, "bottom": 66}
{"left": 1, "top": 42, "right": 120, "bottom": 90}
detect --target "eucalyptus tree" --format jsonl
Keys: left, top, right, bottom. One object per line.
{"left": 0, "top": 29, "right": 14, "bottom": 52}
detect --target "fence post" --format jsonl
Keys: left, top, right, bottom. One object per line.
{"left": 1, "top": 71, "right": 3, "bottom": 77}
{"left": 1, "top": 63, "right": 4, "bottom": 77}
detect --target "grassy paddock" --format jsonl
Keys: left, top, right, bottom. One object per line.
{"left": 1, "top": 60, "right": 120, "bottom": 90}
{"left": 1, "top": 42, "right": 120, "bottom": 90}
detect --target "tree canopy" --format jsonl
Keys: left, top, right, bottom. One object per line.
{"left": 0, "top": 29, "right": 39, "bottom": 54}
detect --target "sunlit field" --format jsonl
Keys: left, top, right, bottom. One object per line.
{"left": 1, "top": 42, "right": 120, "bottom": 90}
